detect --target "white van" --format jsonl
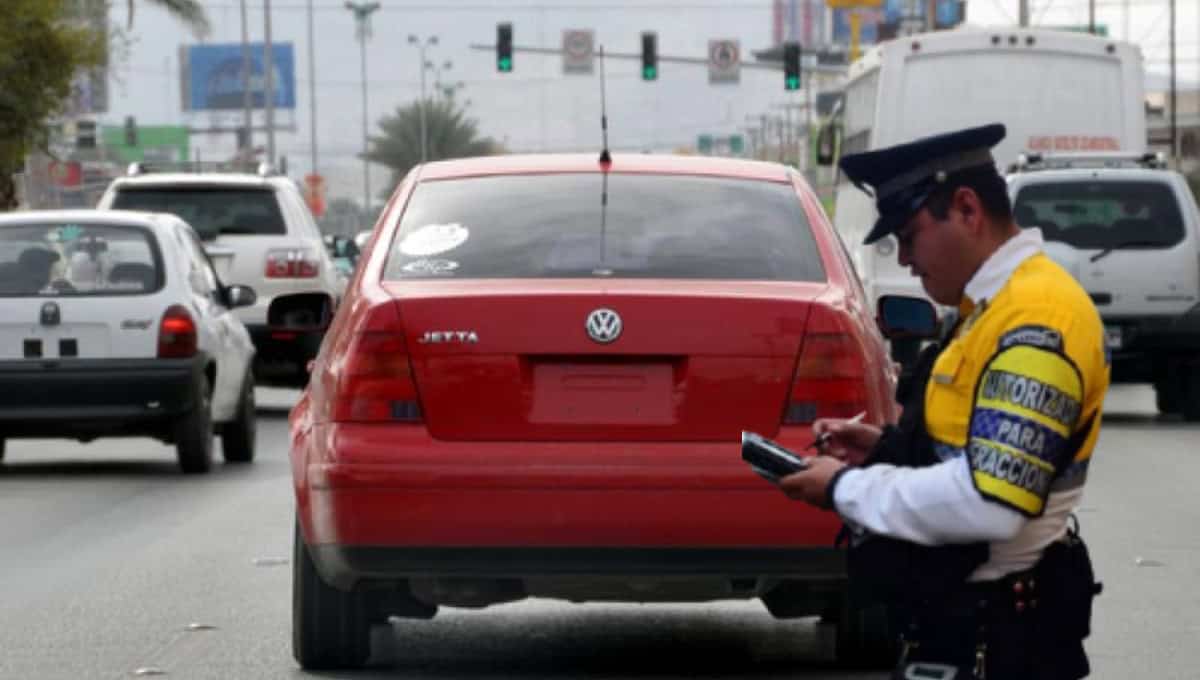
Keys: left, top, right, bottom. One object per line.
{"left": 825, "top": 28, "right": 1145, "bottom": 312}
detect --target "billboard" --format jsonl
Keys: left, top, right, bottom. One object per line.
{"left": 833, "top": 0, "right": 963, "bottom": 45}
{"left": 180, "top": 42, "right": 296, "bottom": 111}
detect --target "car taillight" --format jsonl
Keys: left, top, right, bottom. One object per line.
{"left": 784, "top": 306, "right": 871, "bottom": 424}
{"left": 158, "top": 304, "right": 198, "bottom": 358}
{"left": 264, "top": 248, "right": 319, "bottom": 278}
{"left": 332, "top": 331, "right": 423, "bottom": 422}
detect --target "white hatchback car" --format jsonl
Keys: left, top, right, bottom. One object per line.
{"left": 0, "top": 210, "right": 258, "bottom": 472}
{"left": 98, "top": 164, "right": 344, "bottom": 385}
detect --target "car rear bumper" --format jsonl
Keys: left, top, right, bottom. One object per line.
{"left": 295, "top": 423, "right": 844, "bottom": 589}
{"left": 1104, "top": 307, "right": 1200, "bottom": 379}
{"left": 308, "top": 545, "right": 846, "bottom": 593}
{"left": 0, "top": 356, "right": 204, "bottom": 436}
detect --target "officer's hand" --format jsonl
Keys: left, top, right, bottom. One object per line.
{"left": 778, "top": 456, "right": 847, "bottom": 509}
{"left": 811, "top": 418, "right": 882, "bottom": 466}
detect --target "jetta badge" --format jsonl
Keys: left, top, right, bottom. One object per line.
{"left": 39, "top": 302, "right": 61, "bottom": 326}
{"left": 585, "top": 308, "right": 622, "bottom": 344}
{"left": 417, "top": 330, "right": 479, "bottom": 344}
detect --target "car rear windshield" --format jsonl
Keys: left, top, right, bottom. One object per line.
{"left": 0, "top": 222, "right": 162, "bottom": 297}
{"left": 382, "top": 173, "right": 826, "bottom": 281}
{"left": 1013, "top": 180, "right": 1186, "bottom": 250}
{"left": 111, "top": 187, "right": 286, "bottom": 239}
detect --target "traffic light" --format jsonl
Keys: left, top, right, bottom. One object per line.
{"left": 783, "top": 41, "right": 801, "bottom": 91}
{"left": 497, "top": 22, "right": 513, "bottom": 72}
{"left": 641, "top": 31, "right": 658, "bottom": 81}
{"left": 124, "top": 116, "right": 138, "bottom": 147}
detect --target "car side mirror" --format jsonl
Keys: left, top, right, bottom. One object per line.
{"left": 225, "top": 284, "right": 257, "bottom": 309}
{"left": 877, "top": 295, "right": 939, "bottom": 340}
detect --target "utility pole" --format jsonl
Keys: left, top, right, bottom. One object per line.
{"left": 346, "top": 2, "right": 381, "bottom": 211}
{"left": 306, "top": 0, "right": 318, "bottom": 176}
{"left": 1089, "top": 0, "right": 1096, "bottom": 34}
{"left": 1018, "top": 0, "right": 1029, "bottom": 28}
{"left": 239, "top": 0, "right": 252, "bottom": 154}
{"left": 264, "top": 0, "right": 276, "bottom": 165}
{"left": 1170, "top": 0, "right": 1178, "bottom": 165}
{"left": 408, "top": 34, "right": 439, "bottom": 164}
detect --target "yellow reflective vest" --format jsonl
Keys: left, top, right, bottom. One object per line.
{"left": 925, "top": 253, "right": 1110, "bottom": 517}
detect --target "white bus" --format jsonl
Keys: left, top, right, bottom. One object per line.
{"left": 824, "top": 28, "right": 1146, "bottom": 312}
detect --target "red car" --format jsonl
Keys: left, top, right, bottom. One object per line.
{"left": 289, "top": 153, "right": 899, "bottom": 669}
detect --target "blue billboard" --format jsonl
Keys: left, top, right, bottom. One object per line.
{"left": 182, "top": 43, "right": 296, "bottom": 111}
{"left": 833, "top": 1, "right": 963, "bottom": 45}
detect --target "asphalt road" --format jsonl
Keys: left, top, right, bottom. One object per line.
{"left": 0, "top": 386, "right": 1196, "bottom": 680}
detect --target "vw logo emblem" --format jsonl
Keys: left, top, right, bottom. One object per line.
{"left": 585, "top": 308, "right": 622, "bottom": 344}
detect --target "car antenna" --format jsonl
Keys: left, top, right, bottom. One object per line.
{"left": 598, "top": 45, "right": 611, "bottom": 166}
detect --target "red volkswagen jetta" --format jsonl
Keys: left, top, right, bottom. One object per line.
{"left": 290, "top": 153, "right": 899, "bottom": 669}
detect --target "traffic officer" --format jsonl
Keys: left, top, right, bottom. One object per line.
{"left": 780, "top": 123, "right": 1109, "bottom": 679}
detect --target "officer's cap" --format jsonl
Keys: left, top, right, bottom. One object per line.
{"left": 839, "top": 123, "right": 1006, "bottom": 245}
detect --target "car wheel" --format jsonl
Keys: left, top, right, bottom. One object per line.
{"left": 175, "top": 374, "right": 213, "bottom": 474}
{"left": 1181, "top": 365, "right": 1200, "bottom": 422}
{"left": 1155, "top": 377, "right": 1182, "bottom": 415}
{"left": 221, "top": 371, "right": 256, "bottom": 463}
{"left": 829, "top": 599, "right": 897, "bottom": 668}
{"left": 293, "top": 520, "right": 372, "bottom": 670}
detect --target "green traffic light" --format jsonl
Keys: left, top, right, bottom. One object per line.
{"left": 642, "top": 66, "right": 657, "bottom": 81}
{"left": 498, "top": 57, "right": 512, "bottom": 72}
{"left": 785, "top": 76, "right": 800, "bottom": 91}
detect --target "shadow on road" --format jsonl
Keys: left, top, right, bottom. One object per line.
{"left": 295, "top": 606, "right": 883, "bottom": 679}
{"left": 0, "top": 458, "right": 261, "bottom": 479}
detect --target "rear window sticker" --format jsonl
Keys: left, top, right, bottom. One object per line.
{"left": 398, "top": 223, "right": 469, "bottom": 257}
{"left": 401, "top": 258, "right": 459, "bottom": 275}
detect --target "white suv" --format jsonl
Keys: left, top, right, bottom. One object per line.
{"left": 1007, "top": 152, "right": 1200, "bottom": 420}
{"left": 98, "top": 163, "right": 343, "bottom": 385}
{"left": 0, "top": 210, "right": 258, "bottom": 472}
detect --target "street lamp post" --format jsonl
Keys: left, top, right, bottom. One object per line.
{"left": 345, "top": 1, "right": 380, "bottom": 212}
{"left": 407, "top": 34, "right": 438, "bottom": 164}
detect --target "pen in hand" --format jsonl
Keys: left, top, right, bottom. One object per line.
{"left": 807, "top": 411, "right": 867, "bottom": 452}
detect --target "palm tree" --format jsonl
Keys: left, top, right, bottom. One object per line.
{"left": 366, "top": 98, "right": 502, "bottom": 193}
{"left": 125, "top": 0, "right": 210, "bottom": 37}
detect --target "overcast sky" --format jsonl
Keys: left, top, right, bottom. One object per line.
{"left": 106, "top": 0, "right": 1200, "bottom": 204}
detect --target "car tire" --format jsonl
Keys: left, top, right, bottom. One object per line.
{"left": 175, "top": 375, "right": 213, "bottom": 474}
{"left": 1155, "top": 376, "right": 1182, "bottom": 416}
{"left": 830, "top": 599, "right": 897, "bottom": 668}
{"left": 1181, "top": 365, "right": 1200, "bottom": 422}
{"left": 293, "top": 520, "right": 372, "bottom": 670}
{"left": 0, "top": 437, "right": 5, "bottom": 463}
{"left": 221, "top": 371, "right": 256, "bottom": 463}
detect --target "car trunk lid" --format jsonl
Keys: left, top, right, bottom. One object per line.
{"left": 385, "top": 281, "right": 823, "bottom": 441}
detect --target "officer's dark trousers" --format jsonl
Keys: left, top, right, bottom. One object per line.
{"left": 898, "top": 590, "right": 1090, "bottom": 680}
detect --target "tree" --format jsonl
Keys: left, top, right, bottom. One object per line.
{"left": 124, "top": 0, "right": 210, "bottom": 37}
{"left": 0, "top": 0, "right": 104, "bottom": 210}
{"left": 365, "top": 98, "right": 503, "bottom": 192}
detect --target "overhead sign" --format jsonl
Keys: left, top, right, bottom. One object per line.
{"left": 100, "top": 125, "right": 190, "bottom": 164}
{"left": 562, "top": 29, "right": 595, "bottom": 75}
{"left": 180, "top": 42, "right": 296, "bottom": 111}
{"left": 708, "top": 39, "right": 741, "bottom": 85}
{"left": 833, "top": 0, "right": 962, "bottom": 44}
